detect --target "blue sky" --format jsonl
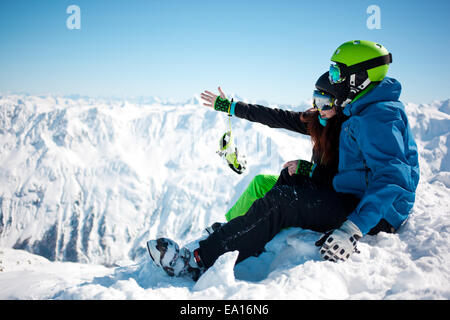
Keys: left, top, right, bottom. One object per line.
{"left": 1, "top": 0, "right": 449, "bottom": 105}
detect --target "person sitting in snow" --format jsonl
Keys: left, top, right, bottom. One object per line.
{"left": 147, "top": 40, "right": 420, "bottom": 281}
{"left": 147, "top": 72, "right": 347, "bottom": 281}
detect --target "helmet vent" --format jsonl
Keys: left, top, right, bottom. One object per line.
{"left": 375, "top": 43, "right": 382, "bottom": 48}
{"left": 353, "top": 40, "right": 361, "bottom": 45}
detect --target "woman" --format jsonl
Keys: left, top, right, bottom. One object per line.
{"left": 147, "top": 72, "right": 359, "bottom": 281}
{"left": 209, "top": 72, "right": 343, "bottom": 228}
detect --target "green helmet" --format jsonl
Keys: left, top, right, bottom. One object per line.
{"left": 331, "top": 40, "right": 391, "bottom": 82}
{"left": 329, "top": 40, "right": 393, "bottom": 106}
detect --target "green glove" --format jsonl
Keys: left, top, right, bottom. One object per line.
{"left": 296, "top": 160, "right": 317, "bottom": 177}
{"left": 214, "top": 96, "right": 232, "bottom": 113}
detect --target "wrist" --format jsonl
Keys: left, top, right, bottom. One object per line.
{"left": 341, "top": 220, "right": 363, "bottom": 238}
{"left": 309, "top": 163, "right": 317, "bottom": 177}
{"left": 229, "top": 101, "right": 237, "bottom": 116}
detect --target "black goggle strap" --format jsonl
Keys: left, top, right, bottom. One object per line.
{"left": 343, "top": 53, "right": 392, "bottom": 77}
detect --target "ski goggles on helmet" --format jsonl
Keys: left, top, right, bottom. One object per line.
{"left": 313, "top": 90, "right": 334, "bottom": 111}
{"left": 329, "top": 63, "right": 346, "bottom": 84}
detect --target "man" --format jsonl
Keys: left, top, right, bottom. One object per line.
{"left": 317, "top": 40, "right": 419, "bottom": 261}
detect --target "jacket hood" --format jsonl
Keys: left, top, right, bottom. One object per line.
{"left": 343, "top": 77, "right": 402, "bottom": 116}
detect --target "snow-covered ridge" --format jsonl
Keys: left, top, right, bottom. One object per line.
{"left": 0, "top": 94, "right": 310, "bottom": 265}
{"left": 0, "top": 94, "right": 449, "bottom": 299}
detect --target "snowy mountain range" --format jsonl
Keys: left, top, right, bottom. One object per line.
{"left": 0, "top": 94, "right": 448, "bottom": 299}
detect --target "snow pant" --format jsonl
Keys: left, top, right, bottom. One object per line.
{"left": 225, "top": 167, "right": 317, "bottom": 221}
{"left": 225, "top": 174, "right": 278, "bottom": 221}
{"left": 198, "top": 168, "right": 361, "bottom": 268}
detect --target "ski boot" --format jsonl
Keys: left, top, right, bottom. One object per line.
{"left": 146, "top": 238, "right": 204, "bottom": 281}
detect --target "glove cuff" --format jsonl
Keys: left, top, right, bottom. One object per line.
{"left": 341, "top": 220, "right": 363, "bottom": 238}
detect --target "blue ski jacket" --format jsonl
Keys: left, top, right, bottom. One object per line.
{"left": 333, "top": 77, "right": 420, "bottom": 235}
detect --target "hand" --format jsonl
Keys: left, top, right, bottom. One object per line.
{"left": 282, "top": 160, "right": 299, "bottom": 176}
{"left": 317, "top": 220, "right": 363, "bottom": 262}
{"left": 283, "top": 160, "right": 316, "bottom": 177}
{"left": 200, "top": 86, "right": 227, "bottom": 108}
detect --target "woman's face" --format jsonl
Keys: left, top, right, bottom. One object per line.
{"left": 319, "top": 106, "right": 337, "bottom": 119}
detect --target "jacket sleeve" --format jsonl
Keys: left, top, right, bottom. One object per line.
{"left": 232, "top": 101, "right": 308, "bottom": 135}
{"left": 347, "top": 107, "right": 418, "bottom": 235}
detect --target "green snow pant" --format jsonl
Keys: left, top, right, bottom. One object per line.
{"left": 225, "top": 174, "right": 279, "bottom": 221}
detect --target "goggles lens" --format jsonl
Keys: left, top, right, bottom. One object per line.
{"left": 329, "top": 63, "right": 346, "bottom": 84}
{"left": 313, "top": 90, "right": 334, "bottom": 111}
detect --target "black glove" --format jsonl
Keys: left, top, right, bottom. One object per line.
{"left": 296, "top": 160, "right": 316, "bottom": 177}
{"left": 315, "top": 220, "right": 362, "bottom": 262}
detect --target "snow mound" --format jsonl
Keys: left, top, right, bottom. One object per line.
{"left": 0, "top": 95, "right": 449, "bottom": 299}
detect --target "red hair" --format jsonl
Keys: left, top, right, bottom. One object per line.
{"left": 300, "top": 108, "right": 342, "bottom": 167}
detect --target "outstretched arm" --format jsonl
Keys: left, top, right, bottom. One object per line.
{"left": 200, "top": 87, "right": 308, "bottom": 134}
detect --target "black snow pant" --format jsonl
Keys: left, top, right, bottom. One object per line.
{"left": 198, "top": 168, "right": 360, "bottom": 269}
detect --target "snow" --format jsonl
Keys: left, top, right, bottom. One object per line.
{"left": 0, "top": 94, "right": 449, "bottom": 300}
